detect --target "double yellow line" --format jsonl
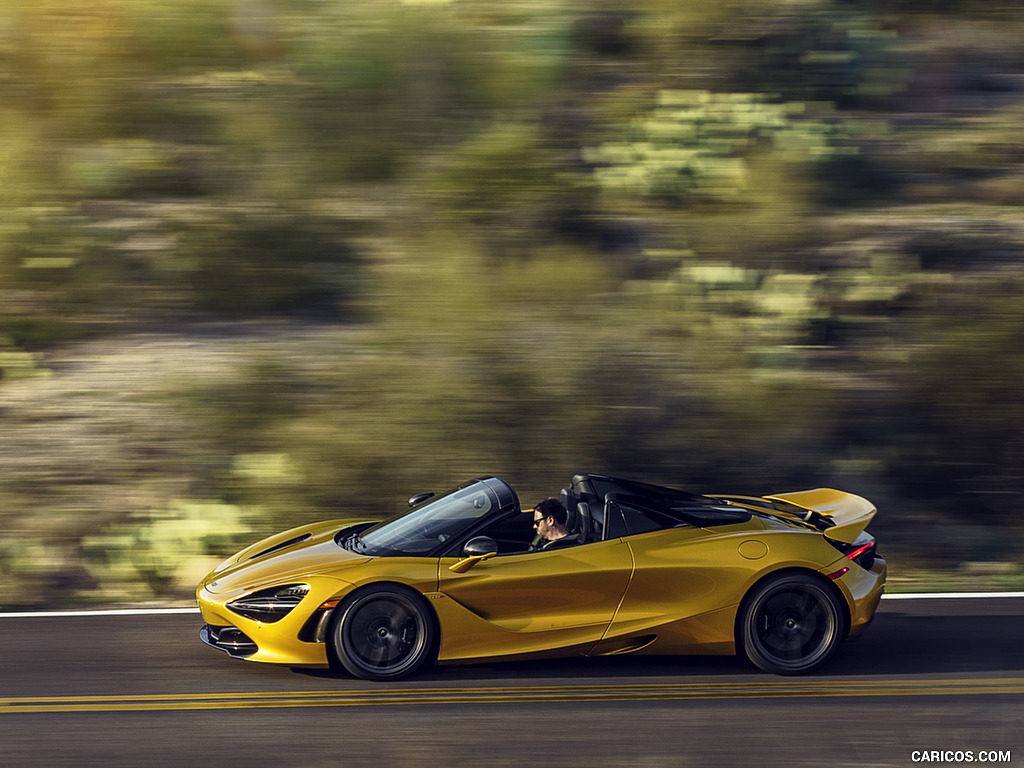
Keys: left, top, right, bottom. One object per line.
{"left": 3, "top": 678, "right": 1024, "bottom": 714}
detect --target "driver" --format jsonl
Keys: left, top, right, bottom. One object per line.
{"left": 531, "top": 498, "right": 571, "bottom": 549}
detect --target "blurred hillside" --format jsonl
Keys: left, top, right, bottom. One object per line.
{"left": 2, "top": 0, "right": 1024, "bottom": 605}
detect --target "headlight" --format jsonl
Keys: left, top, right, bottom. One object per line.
{"left": 227, "top": 584, "right": 310, "bottom": 623}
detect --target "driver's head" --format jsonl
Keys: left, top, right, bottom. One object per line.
{"left": 532, "top": 498, "right": 568, "bottom": 539}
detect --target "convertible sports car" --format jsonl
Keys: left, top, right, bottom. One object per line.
{"left": 197, "top": 474, "right": 886, "bottom": 681}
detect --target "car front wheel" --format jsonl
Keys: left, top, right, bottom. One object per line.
{"left": 739, "top": 572, "right": 843, "bottom": 675}
{"left": 331, "top": 586, "right": 436, "bottom": 681}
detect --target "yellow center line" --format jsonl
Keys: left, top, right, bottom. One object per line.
{"left": 2, "top": 678, "right": 1023, "bottom": 714}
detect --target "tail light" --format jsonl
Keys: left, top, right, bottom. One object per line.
{"left": 827, "top": 534, "right": 877, "bottom": 571}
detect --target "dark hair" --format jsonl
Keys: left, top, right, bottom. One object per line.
{"left": 534, "top": 498, "right": 567, "bottom": 525}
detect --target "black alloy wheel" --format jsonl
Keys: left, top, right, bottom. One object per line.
{"left": 331, "top": 586, "right": 436, "bottom": 681}
{"left": 739, "top": 572, "right": 843, "bottom": 675}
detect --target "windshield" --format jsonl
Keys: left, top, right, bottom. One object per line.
{"left": 342, "top": 480, "right": 502, "bottom": 556}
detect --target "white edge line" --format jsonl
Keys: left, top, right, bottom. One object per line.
{"left": 882, "top": 592, "right": 1024, "bottom": 600}
{"left": 0, "top": 593, "right": 1023, "bottom": 618}
{"left": 0, "top": 607, "right": 201, "bottom": 618}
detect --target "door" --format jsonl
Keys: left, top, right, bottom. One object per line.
{"left": 434, "top": 538, "right": 634, "bottom": 662}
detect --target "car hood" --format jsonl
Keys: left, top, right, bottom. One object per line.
{"left": 201, "top": 518, "right": 373, "bottom": 595}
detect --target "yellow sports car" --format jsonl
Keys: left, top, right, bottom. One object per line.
{"left": 197, "top": 474, "right": 886, "bottom": 680}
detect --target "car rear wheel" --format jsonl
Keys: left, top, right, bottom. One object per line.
{"left": 331, "top": 586, "right": 436, "bottom": 681}
{"left": 739, "top": 572, "right": 843, "bottom": 675}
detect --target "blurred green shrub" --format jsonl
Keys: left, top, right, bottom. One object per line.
{"left": 286, "top": 2, "right": 571, "bottom": 182}
{"left": 880, "top": 286, "right": 1024, "bottom": 534}
{"left": 181, "top": 357, "right": 313, "bottom": 451}
{"left": 3, "top": 207, "right": 137, "bottom": 314}
{"left": 718, "top": 5, "right": 907, "bottom": 107}
{"left": 82, "top": 500, "right": 253, "bottom": 598}
{"left": 163, "top": 208, "right": 363, "bottom": 317}
{"left": 585, "top": 90, "right": 850, "bottom": 204}
{"left": 0, "top": 337, "right": 49, "bottom": 381}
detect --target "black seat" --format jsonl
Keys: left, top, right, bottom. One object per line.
{"left": 563, "top": 498, "right": 580, "bottom": 535}
{"left": 575, "top": 502, "right": 592, "bottom": 542}
{"left": 560, "top": 488, "right": 577, "bottom": 524}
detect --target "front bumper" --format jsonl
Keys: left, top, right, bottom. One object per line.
{"left": 196, "top": 578, "right": 351, "bottom": 666}
{"left": 200, "top": 624, "right": 258, "bottom": 658}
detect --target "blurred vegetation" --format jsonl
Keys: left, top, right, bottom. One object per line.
{"left": 2, "top": 0, "right": 1024, "bottom": 606}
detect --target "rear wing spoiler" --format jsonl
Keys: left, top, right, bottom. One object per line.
{"left": 764, "top": 488, "right": 877, "bottom": 544}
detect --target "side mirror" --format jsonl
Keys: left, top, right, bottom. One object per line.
{"left": 463, "top": 536, "right": 497, "bottom": 557}
{"left": 449, "top": 536, "right": 497, "bottom": 573}
{"left": 408, "top": 492, "right": 435, "bottom": 507}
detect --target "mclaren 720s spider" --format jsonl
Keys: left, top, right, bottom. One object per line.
{"left": 197, "top": 474, "right": 886, "bottom": 681}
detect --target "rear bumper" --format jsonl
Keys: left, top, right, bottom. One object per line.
{"left": 846, "top": 556, "right": 887, "bottom": 639}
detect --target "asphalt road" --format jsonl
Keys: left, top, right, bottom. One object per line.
{"left": 1, "top": 597, "right": 1021, "bottom": 768}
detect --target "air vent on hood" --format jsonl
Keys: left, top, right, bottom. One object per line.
{"left": 250, "top": 533, "right": 311, "bottom": 560}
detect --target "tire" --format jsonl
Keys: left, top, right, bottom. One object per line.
{"left": 331, "top": 586, "right": 436, "bottom": 681}
{"left": 738, "top": 572, "right": 843, "bottom": 675}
